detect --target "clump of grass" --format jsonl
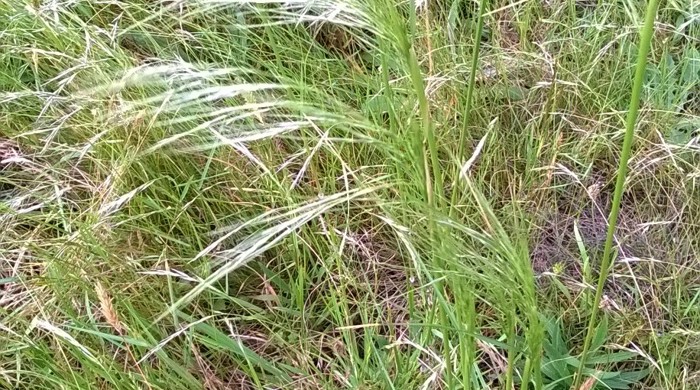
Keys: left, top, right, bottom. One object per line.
{"left": 1, "top": 0, "right": 698, "bottom": 388}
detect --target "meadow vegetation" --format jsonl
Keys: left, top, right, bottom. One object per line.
{"left": 0, "top": 0, "right": 698, "bottom": 388}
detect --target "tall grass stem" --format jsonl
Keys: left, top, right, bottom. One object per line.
{"left": 572, "top": 0, "right": 659, "bottom": 387}
{"left": 452, "top": 0, "right": 489, "bottom": 207}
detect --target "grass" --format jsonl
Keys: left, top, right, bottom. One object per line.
{"left": 573, "top": 0, "right": 661, "bottom": 386}
{"left": 0, "top": 0, "right": 698, "bottom": 388}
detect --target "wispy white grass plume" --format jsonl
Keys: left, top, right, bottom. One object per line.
{"left": 30, "top": 318, "right": 102, "bottom": 366}
{"left": 158, "top": 181, "right": 388, "bottom": 321}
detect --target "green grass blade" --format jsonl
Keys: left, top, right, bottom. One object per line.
{"left": 572, "top": 0, "right": 661, "bottom": 387}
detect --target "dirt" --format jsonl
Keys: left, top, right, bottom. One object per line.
{"left": 343, "top": 227, "right": 412, "bottom": 326}
{"left": 530, "top": 174, "right": 677, "bottom": 276}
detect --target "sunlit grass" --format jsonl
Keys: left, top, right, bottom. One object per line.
{"left": 1, "top": 0, "right": 698, "bottom": 388}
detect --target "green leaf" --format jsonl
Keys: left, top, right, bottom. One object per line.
{"left": 573, "top": 222, "right": 591, "bottom": 289}
{"left": 177, "top": 312, "right": 301, "bottom": 382}
{"left": 470, "top": 332, "right": 518, "bottom": 352}
{"left": 616, "top": 368, "right": 650, "bottom": 383}
{"left": 599, "top": 378, "right": 633, "bottom": 389}
{"left": 544, "top": 317, "right": 569, "bottom": 358}
{"left": 667, "top": 119, "right": 698, "bottom": 145}
{"left": 506, "top": 85, "right": 527, "bottom": 101}
{"left": 598, "top": 370, "right": 648, "bottom": 389}
{"left": 542, "top": 371, "right": 574, "bottom": 389}
{"left": 580, "top": 368, "right": 622, "bottom": 380}
{"left": 681, "top": 47, "right": 700, "bottom": 84}
{"left": 66, "top": 326, "right": 151, "bottom": 348}
{"left": 447, "top": 0, "right": 463, "bottom": 42}
{"left": 563, "top": 355, "right": 582, "bottom": 368}
{"left": 362, "top": 95, "right": 393, "bottom": 118}
{"left": 578, "top": 368, "right": 648, "bottom": 389}
{"left": 0, "top": 277, "right": 19, "bottom": 285}
{"left": 586, "top": 351, "right": 639, "bottom": 365}
{"left": 374, "top": 334, "right": 390, "bottom": 350}
{"left": 590, "top": 315, "right": 608, "bottom": 353}
{"left": 542, "top": 358, "right": 570, "bottom": 382}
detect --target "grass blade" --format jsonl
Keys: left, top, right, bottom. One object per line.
{"left": 572, "top": 0, "right": 661, "bottom": 387}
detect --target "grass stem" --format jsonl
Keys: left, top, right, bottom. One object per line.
{"left": 572, "top": 0, "right": 660, "bottom": 387}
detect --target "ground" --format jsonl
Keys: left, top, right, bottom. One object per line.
{"left": 0, "top": 0, "right": 699, "bottom": 388}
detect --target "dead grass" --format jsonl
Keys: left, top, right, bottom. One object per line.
{"left": 1, "top": 1, "right": 698, "bottom": 388}
{"left": 344, "top": 227, "right": 411, "bottom": 320}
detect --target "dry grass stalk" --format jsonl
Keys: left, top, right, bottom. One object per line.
{"left": 192, "top": 343, "right": 225, "bottom": 390}
{"left": 96, "top": 281, "right": 123, "bottom": 335}
{"left": 95, "top": 281, "right": 153, "bottom": 390}
{"left": 578, "top": 376, "right": 598, "bottom": 390}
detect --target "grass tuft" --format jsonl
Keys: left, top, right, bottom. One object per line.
{"left": 1, "top": 0, "right": 698, "bottom": 388}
